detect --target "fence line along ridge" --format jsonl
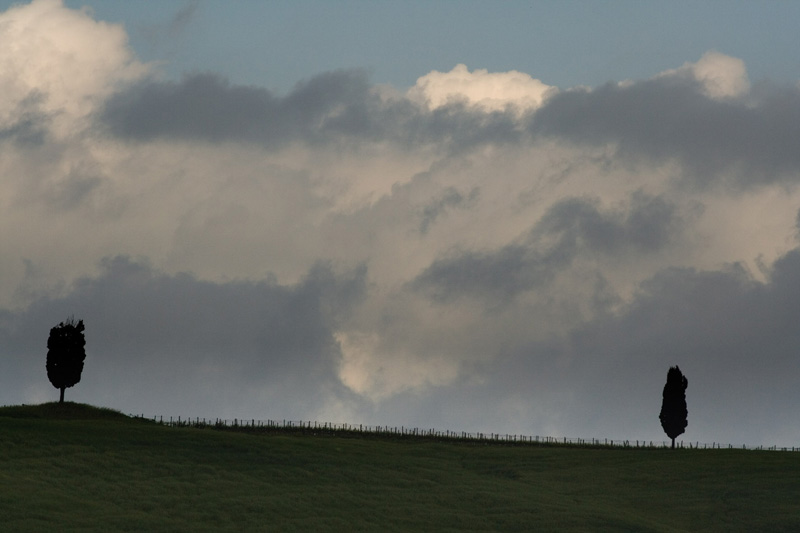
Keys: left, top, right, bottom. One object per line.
{"left": 134, "top": 414, "right": 799, "bottom": 452}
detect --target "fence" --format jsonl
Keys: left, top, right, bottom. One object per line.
{"left": 132, "top": 414, "right": 799, "bottom": 452}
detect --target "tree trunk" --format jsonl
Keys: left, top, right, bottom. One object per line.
{"left": 671, "top": 437, "right": 675, "bottom": 449}
{"left": 59, "top": 387, "right": 65, "bottom": 403}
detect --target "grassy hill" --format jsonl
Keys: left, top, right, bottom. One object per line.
{"left": 1, "top": 403, "right": 799, "bottom": 532}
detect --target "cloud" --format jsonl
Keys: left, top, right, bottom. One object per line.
{"left": 658, "top": 51, "right": 750, "bottom": 100}
{"left": 100, "top": 69, "right": 529, "bottom": 154}
{"left": 529, "top": 53, "right": 800, "bottom": 187}
{"left": 100, "top": 70, "right": 369, "bottom": 145}
{"left": 0, "top": 0, "right": 147, "bottom": 136}
{"left": 412, "top": 192, "right": 681, "bottom": 305}
{"left": 534, "top": 191, "right": 679, "bottom": 253}
{"left": 419, "top": 186, "right": 479, "bottom": 235}
{"left": 0, "top": 95, "right": 48, "bottom": 145}
{"left": 408, "top": 64, "right": 557, "bottom": 112}
{"left": 551, "top": 251, "right": 800, "bottom": 445}
{"left": 350, "top": 246, "right": 800, "bottom": 446}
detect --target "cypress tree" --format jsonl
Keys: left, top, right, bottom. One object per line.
{"left": 659, "top": 365, "right": 688, "bottom": 449}
{"left": 46, "top": 317, "right": 87, "bottom": 403}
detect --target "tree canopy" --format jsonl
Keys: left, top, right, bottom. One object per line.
{"left": 659, "top": 365, "right": 688, "bottom": 448}
{"left": 46, "top": 317, "right": 87, "bottom": 403}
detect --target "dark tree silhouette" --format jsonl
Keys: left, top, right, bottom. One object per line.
{"left": 659, "top": 365, "right": 688, "bottom": 449}
{"left": 46, "top": 317, "right": 87, "bottom": 403}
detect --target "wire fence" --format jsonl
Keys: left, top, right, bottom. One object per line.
{"left": 132, "top": 414, "right": 800, "bottom": 452}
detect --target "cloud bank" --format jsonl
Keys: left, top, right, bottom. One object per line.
{"left": 2, "top": 1, "right": 800, "bottom": 447}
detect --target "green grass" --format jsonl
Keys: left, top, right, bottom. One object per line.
{"left": 1, "top": 403, "right": 799, "bottom": 532}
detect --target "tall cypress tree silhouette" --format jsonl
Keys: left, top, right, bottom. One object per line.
{"left": 659, "top": 365, "right": 688, "bottom": 449}
{"left": 46, "top": 317, "right": 87, "bottom": 403}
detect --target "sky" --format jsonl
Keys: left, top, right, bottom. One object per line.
{"left": 1, "top": 0, "right": 800, "bottom": 447}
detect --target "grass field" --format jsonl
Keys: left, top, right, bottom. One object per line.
{"left": 1, "top": 403, "right": 799, "bottom": 532}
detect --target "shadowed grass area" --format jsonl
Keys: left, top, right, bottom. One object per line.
{"left": 0, "top": 401, "right": 130, "bottom": 420}
{"left": 1, "top": 403, "right": 799, "bottom": 531}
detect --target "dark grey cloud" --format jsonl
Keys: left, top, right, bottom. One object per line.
{"left": 99, "top": 71, "right": 525, "bottom": 151}
{"left": 101, "top": 66, "right": 800, "bottom": 184}
{"left": 0, "top": 256, "right": 367, "bottom": 418}
{"left": 102, "top": 72, "right": 291, "bottom": 144}
{"left": 413, "top": 192, "right": 680, "bottom": 304}
{"left": 44, "top": 174, "right": 102, "bottom": 211}
{"left": 369, "top": 247, "right": 800, "bottom": 446}
{"left": 419, "top": 186, "right": 479, "bottom": 234}
{"left": 0, "top": 116, "right": 47, "bottom": 146}
{"left": 0, "top": 94, "right": 49, "bottom": 146}
{"left": 412, "top": 244, "right": 543, "bottom": 305}
{"left": 100, "top": 69, "right": 400, "bottom": 146}
{"left": 534, "top": 190, "right": 679, "bottom": 253}
{"left": 405, "top": 102, "right": 525, "bottom": 151}
{"left": 544, "top": 250, "right": 800, "bottom": 445}
{"left": 529, "top": 78, "right": 800, "bottom": 187}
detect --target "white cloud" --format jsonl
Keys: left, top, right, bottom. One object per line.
{"left": 407, "top": 63, "right": 557, "bottom": 112}
{"left": 659, "top": 50, "right": 750, "bottom": 99}
{"left": 0, "top": 0, "right": 148, "bottom": 135}
{"left": 336, "top": 330, "right": 460, "bottom": 401}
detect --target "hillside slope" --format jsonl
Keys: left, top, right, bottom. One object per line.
{"left": 1, "top": 403, "right": 798, "bottom": 532}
